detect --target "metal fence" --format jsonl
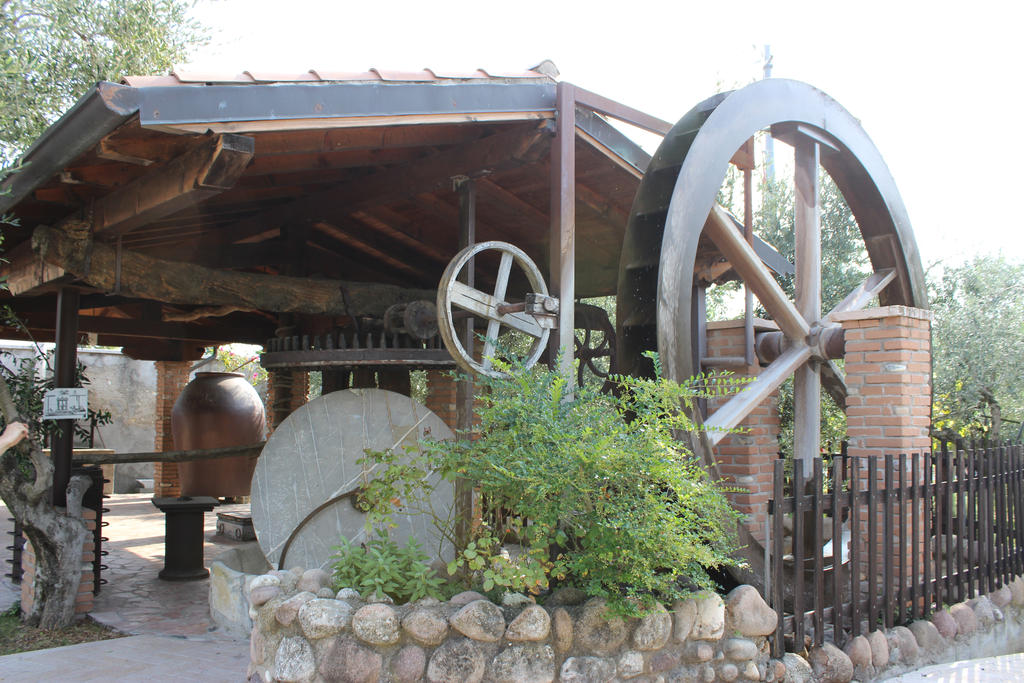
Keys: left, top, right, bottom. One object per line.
{"left": 766, "top": 444, "right": 1024, "bottom": 656}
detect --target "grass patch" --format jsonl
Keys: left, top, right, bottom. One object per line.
{"left": 0, "top": 602, "right": 124, "bottom": 656}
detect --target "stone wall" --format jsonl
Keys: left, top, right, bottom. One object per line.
{"left": 246, "top": 574, "right": 782, "bottom": 683}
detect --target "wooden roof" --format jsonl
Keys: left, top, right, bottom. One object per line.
{"left": 0, "top": 70, "right": 654, "bottom": 359}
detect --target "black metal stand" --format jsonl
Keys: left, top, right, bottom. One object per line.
{"left": 152, "top": 496, "right": 218, "bottom": 581}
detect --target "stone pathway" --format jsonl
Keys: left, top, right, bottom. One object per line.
{"left": 882, "top": 652, "right": 1024, "bottom": 681}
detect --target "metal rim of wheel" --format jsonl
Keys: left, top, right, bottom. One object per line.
{"left": 437, "top": 240, "right": 551, "bottom": 379}
{"left": 616, "top": 78, "right": 928, "bottom": 584}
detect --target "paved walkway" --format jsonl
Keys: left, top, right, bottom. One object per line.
{"left": 1, "top": 494, "right": 252, "bottom": 681}
{"left": 883, "top": 652, "right": 1024, "bottom": 681}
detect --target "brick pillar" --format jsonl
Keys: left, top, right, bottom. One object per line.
{"left": 837, "top": 305, "right": 932, "bottom": 610}
{"left": 20, "top": 506, "right": 96, "bottom": 618}
{"left": 424, "top": 370, "right": 457, "bottom": 432}
{"left": 266, "top": 370, "right": 310, "bottom": 432}
{"left": 153, "top": 361, "right": 191, "bottom": 497}
{"left": 706, "top": 320, "right": 781, "bottom": 545}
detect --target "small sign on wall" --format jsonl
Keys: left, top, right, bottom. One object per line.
{"left": 42, "top": 388, "right": 89, "bottom": 420}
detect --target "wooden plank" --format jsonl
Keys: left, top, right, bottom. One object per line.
{"left": 454, "top": 178, "right": 476, "bottom": 553}
{"left": 832, "top": 458, "right": 844, "bottom": 645}
{"left": 793, "top": 459, "right": 806, "bottom": 648}
{"left": 448, "top": 281, "right": 544, "bottom": 337}
{"left": 813, "top": 458, "right": 825, "bottom": 646}
{"left": 944, "top": 449, "right": 954, "bottom": 606}
{"left": 73, "top": 442, "right": 264, "bottom": 465}
{"left": 850, "top": 460, "right": 861, "bottom": 637}
{"left": 967, "top": 449, "right": 977, "bottom": 599}
{"left": 571, "top": 85, "right": 672, "bottom": 136}
{"left": 772, "top": 460, "right": 785, "bottom": 658}
{"left": 924, "top": 453, "right": 933, "bottom": 612}
{"left": 884, "top": 455, "right": 894, "bottom": 628}
{"left": 91, "top": 134, "right": 254, "bottom": 238}
{"left": 898, "top": 453, "right": 907, "bottom": 623}
{"left": 867, "top": 457, "right": 878, "bottom": 629}
{"left": 956, "top": 451, "right": 966, "bottom": 602}
{"left": 912, "top": 453, "right": 921, "bottom": 618}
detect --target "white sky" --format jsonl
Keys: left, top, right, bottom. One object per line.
{"left": 187, "top": 0, "right": 1024, "bottom": 270}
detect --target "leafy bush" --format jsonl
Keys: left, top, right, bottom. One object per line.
{"left": 329, "top": 535, "right": 445, "bottom": 604}
{"left": 359, "top": 353, "right": 747, "bottom": 616}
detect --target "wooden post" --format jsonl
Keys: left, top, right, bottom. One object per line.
{"left": 793, "top": 137, "right": 820, "bottom": 467}
{"left": 549, "top": 82, "right": 575, "bottom": 381}
{"left": 454, "top": 178, "right": 476, "bottom": 551}
{"left": 50, "top": 287, "right": 80, "bottom": 507}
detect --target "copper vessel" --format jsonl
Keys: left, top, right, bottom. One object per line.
{"left": 172, "top": 372, "right": 266, "bottom": 497}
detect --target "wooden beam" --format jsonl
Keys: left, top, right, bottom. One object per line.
{"left": 478, "top": 178, "right": 548, "bottom": 236}
{"left": 549, "top": 83, "right": 576, "bottom": 381}
{"left": 89, "top": 133, "right": 254, "bottom": 238}
{"left": 1, "top": 239, "right": 70, "bottom": 295}
{"left": 10, "top": 310, "right": 271, "bottom": 344}
{"left": 311, "top": 221, "right": 435, "bottom": 282}
{"left": 200, "top": 121, "right": 553, "bottom": 249}
{"left": 31, "top": 225, "right": 436, "bottom": 317}
{"left": 73, "top": 442, "right": 265, "bottom": 465}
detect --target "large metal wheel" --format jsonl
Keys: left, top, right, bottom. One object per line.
{"left": 616, "top": 79, "right": 928, "bottom": 586}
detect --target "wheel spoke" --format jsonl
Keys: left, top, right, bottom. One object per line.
{"left": 492, "top": 251, "right": 514, "bottom": 301}
{"left": 820, "top": 359, "right": 848, "bottom": 407}
{"left": 706, "top": 206, "right": 810, "bottom": 342}
{"left": 794, "top": 137, "right": 821, "bottom": 325}
{"left": 448, "top": 281, "right": 544, "bottom": 337}
{"left": 825, "top": 269, "right": 897, "bottom": 321}
{"left": 704, "top": 343, "right": 812, "bottom": 446}
{"left": 793, "top": 363, "right": 821, "bottom": 465}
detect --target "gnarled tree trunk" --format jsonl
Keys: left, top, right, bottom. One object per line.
{"left": 0, "top": 378, "right": 91, "bottom": 628}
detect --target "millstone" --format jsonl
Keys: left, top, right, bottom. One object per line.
{"left": 251, "top": 388, "right": 454, "bottom": 571}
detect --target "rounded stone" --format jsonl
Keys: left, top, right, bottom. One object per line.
{"left": 502, "top": 592, "right": 534, "bottom": 607}
{"left": 649, "top": 650, "right": 680, "bottom": 672}
{"left": 317, "top": 637, "right": 382, "bottom": 683}
{"left": 887, "top": 625, "right": 919, "bottom": 665}
{"left": 931, "top": 609, "right": 958, "bottom": 639}
{"left": 250, "top": 574, "right": 281, "bottom": 590}
{"left": 1011, "top": 577, "right": 1024, "bottom": 607}
{"left": 352, "top": 603, "right": 401, "bottom": 645}
{"left": 633, "top": 603, "right": 672, "bottom": 650}
{"left": 391, "top": 645, "right": 427, "bottom": 683}
{"left": 297, "top": 568, "right": 331, "bottom": 593}
{"left": 575, "top": 598, "right": 629, "bottom": 655}
{"left": 289, "top": 565, "right": 306, "bottom": 577}
{"left": 298, "top": 598, "right": 352, "bottom": 639}
{"left": 972, "top": 595, "right": 996, "bottom": 625}
{"left": 546, "top": 586, "right": 587, "bottom": 606}
{"left": 276, "top": 591, "right": 317, "bottom": 626}
{"left": 274, "top": 636, "right": 316, "bottom": 683}
{"left": 866, "top": 630, "right": 889, "bottom": 669}
{"left": 719, "top": 663, "right": 739, "bottom": 682}
{"left": 336, "top": 587, "right": 361, "bottom": 601}
{"left": 271, "top": 570, "right": 300, "bottom": 592}
{"left": 725, "top": 585, "right": 778, "bottom": 637}
{"left": 250, "top": 627, "right": 266, "bottom": 666}
{"left": 490, "top": 644, "right": 556, "bottom": 683}
{"left": 617, "top": 650, "right": 644, "bottom": 678}
{"left": 552, "top": 607, "right": 573, "bottom": 652}
{"left": 842, "top": 635, "right": 871, "bottom": 670}
{"left": 990, "top": 585, "right": 1012, "bottom": 608}
{"left": 506, "top": 604, "right": 551, "bottom": 641}
{"left": 809, "top": 642, "right": 854, "bottom": 683}
{"left": 771, "top": 659, "right": 787, "bottom": 681}
{"left": 684, "top": 641, "right": 714, "bottom": 663}
{"left": 723, "top": 637, "right": 759, "bottom": 661}
{"left": 402, "top": 608, "right": 449, "bottom": 646}
{"left": 426, "top": 638, "right": 486, "bottom": 683}
{"left": 672, "top": 598, "right": 698, "bottom": 642}
{"left": 250, "top": 585, "right": 281, "bottom": 607}
{"left": 559, "top": 656, "right": 615, "bottom": 682}
{"left": 316, "top": 587, "right": 336, "bottom": 598}
{"left": 949, "top": 602, "right": 977, "bottom": 636}
{"left": 449, "top": 590, "right": 487, "bottom": 605}
{"left": 908, "top": 619, "right": 946, "bottom": 656}
{"left": 691, "top": 593, "right": 725, "bottom": 641}
{"left": 449, "top": 599, "right": 506, "bottom": 642}
{"left": 782, "top": 652, "right": 813, "bottom": 683}
{"left": 743, "top": 661, "right": 760, "bottom": 681}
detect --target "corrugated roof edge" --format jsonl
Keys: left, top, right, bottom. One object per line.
{"left": 121, "top": 60, "right": 558, "bottom": 87}
{"left": 0, "top": 82, "right": 141, "bottom": 213}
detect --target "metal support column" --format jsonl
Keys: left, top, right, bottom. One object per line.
{"left": 549, "top": 82, "right": 576, "bottom": 381}
{"left": 51, "top": 287, "right": 80, "bottom": 508}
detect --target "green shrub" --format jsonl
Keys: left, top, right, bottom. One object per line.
{"left": 328, "top": 535, "right": 445, "bottom": 604}
{"left": 359, "top": 353, "right": 747, "bottom": 616}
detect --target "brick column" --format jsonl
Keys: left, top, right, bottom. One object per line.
{"left": 424, "top": 370, "right": 457, "bottom": 432}
{"left": 706, "top": 320, "right": 781, "bottom": 545}
{"left": 153, "top": 361, "right": 191, "bottom": 497}
{"left": 265, "top": 370, "right": 310, "bottom": 432}
{"left": 836, "top": 305, "right": 932, "bottom": 608}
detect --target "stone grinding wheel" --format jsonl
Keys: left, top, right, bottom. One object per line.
{"left": 251, "top": 388, "right": 455, "bottom": 571}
